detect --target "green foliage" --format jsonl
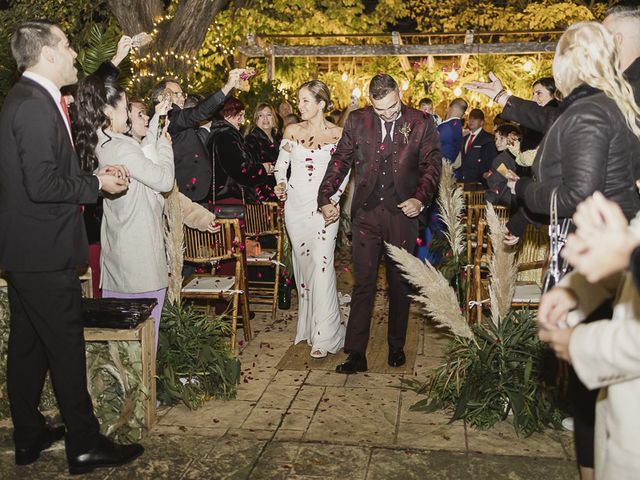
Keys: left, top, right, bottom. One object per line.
{"left": 408, "top": 0, "right": 603, "bottom": 33}
{"left": 0, "top": 0, "right": 118, "bottom": 103}
{"left": 86, "top": 340, "right": 148, "bottom": 442}
{"left": 403, "top": 309, "right": 563, "bottom": 436}
{"left": 157, "top": 302, "right": 241, "bottom": 409}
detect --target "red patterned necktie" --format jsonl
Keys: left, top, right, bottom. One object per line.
{"left": 59, "top": 96, "right": 74, "bottom": 146}
{"left": 465, "top": 133, "right": 475, "bottom": 153}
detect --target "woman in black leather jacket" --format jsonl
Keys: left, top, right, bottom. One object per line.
{"left": 508, "top": 23, "right": 640, "bottom": 224}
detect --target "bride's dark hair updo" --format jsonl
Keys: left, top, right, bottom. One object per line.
{"left": 299, "top": 80, "right": 333, "bottom": 112}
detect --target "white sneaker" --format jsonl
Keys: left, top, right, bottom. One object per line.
{"left": 561, "top": 417, "right": 574, "bottom": 432}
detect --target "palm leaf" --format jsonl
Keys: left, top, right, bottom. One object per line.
{"left": 76, "top": 25, "right": 119, "bottom": 77}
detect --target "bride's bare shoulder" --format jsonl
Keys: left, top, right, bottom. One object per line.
{"left": 283, "top": 123, "right": 304, "bottom": 140}
{"left": 326, "top": 122, "right": 343, "bottom": 142}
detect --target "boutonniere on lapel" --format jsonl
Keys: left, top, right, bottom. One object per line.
{"left": 399, "top": 122, "right": 412, "bottom": 144}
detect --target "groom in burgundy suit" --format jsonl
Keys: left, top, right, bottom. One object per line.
{"left": 318, "top": 74, "right": 441, "bottom": 373}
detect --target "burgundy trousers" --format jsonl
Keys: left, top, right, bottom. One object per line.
{"left": 345, "top": 203, "right": 418, "bottom": 354}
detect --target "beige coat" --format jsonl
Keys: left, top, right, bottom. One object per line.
{"left": 561, "top": 218, "right": 640, "bottom": 479}
{"left": 97, "top": 126, "right": 174, "bottom": 293}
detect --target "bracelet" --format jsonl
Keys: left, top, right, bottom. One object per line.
{"left": 493, "top": 89, "right": 507, "bottom": 103}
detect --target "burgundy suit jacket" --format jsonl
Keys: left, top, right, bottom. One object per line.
{"left": 318, "top": 104, "right": 441, "bottom": 216}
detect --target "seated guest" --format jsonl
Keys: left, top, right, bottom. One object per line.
{"left": 437, "top": 98, "right": 467, "bottom": 168}
{"left": 456, "top": 108, "right": 497, "bottom": 184}
{"left": 418, "top": 97, "right": 441, "bottom": 125}
{"left": 150, "top": 70, "right": 245, "bottom": 203}
{"left": 245, "top": 103, "right": 281, "bottom": 202}
{"left": 485, "top": 124, "right": 522, "bottom": 206}
{"left": 208, "top": 97, "right": 274, "bottom": 203}
{"left": 76, "top": 75, "right": 174, "bottom": 352}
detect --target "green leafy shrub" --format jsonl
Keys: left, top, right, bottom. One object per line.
{"left": 157, "top": 302, "right": 241, "bottom": 409}
{"left": 403, "top": 309, "right": 563, "bottom": 436}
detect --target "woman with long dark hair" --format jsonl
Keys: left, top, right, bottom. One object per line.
{"left": 75, "top": 74, "right": 174, "bottom": 351}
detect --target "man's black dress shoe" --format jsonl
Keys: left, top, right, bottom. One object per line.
{"left": 67, "top": 434, "right": 144, "bottom": 475}
{"left": 336, "top": 352, "right": 368, "bottom": 374}
{"left": 388, "top": 347, "right": 406, "bottom": 367}
{"left": 15, "top": 425, "right": 66, "bottom": 465}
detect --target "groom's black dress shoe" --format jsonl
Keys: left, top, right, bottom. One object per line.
{"left": 15, "top": 424, "right": 66, "bottom": 465}
{"left": 67, "top": 433, "right": 144, "bottom": 475}
{"left": 336, "top": 352, "right": 368, "bottom": 374}
{"left": 388, "top": 347, "right": 406, "bottom": 367}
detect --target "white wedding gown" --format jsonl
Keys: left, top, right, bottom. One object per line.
{"left": 275, "top": 139, "right": 349, "bottom": 353}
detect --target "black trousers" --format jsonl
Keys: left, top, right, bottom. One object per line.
{"left": 345, "top": 204, "right": 418, "bottom": 354}
{"left": 6, "top": 269, "right": 100, "bottom": 457}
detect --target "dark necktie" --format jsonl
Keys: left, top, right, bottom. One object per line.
{"left": 384, "top": 121, "right": 394, "bottom": 144}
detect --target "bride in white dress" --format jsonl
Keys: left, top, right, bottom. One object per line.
{"left": 274, "top": 80, "right": 349, "bottom": 358}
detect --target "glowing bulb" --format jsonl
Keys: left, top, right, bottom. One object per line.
{"left": 447, "top": 70, "right": 459, "bottom": 82}
{"left": 487, "top": 100, "right": 494, "bottom": 107}
{"left": 401, "top": 80, "right": 409, "bottom": 91}
{"left": 341, "top": 72, "right": 348, "bottom": 82}
{"left": 352, "top": 87, "right": 362, "bottom": 98}
{"left": 454, "top": 87, "right": 462, "bottom": 97}
{"left": 523, "top": 61, "right": 533, "bottom": 72}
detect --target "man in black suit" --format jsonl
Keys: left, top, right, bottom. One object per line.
{"left": 0, "top": 20, "right": 143, "bottom": 474}
{"left": 150, "top": 70, "right": 244, "bottom": 203}
{"left": 456, "top": 108, "right": 497, "bottom": 184}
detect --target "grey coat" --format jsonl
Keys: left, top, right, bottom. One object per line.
{"left": 97, "top": 123, "right": 174, "bottom": 293}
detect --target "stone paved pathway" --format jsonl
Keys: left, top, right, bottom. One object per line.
{"left": 0, "top": 253, "right": 578, "bottom": 479}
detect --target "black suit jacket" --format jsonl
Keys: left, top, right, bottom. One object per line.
{"left": 168, "top": 90, "right": 227, "bottom": 202}
{"left": 457, "top": 129, "right": 497, "bottom": 183}
{"left": 0, "top": 77, "right": 99, "bottom": 272}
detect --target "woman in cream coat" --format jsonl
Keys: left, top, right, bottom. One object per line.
{"left": 76, "top": 75, "right": 174, "bottom": 351}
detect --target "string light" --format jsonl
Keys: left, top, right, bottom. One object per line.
{"left": 523, "top": 60, "right": 533, "bottom": 72}
{"left": 341, "top": 72, "right": 348, "bottom": 81}
{"left": 454, "top": 87, "right": 462, "bottom": 97}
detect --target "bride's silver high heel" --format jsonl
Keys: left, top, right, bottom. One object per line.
{"left": 310, "top": 348, "right": 328, "bottom": 359}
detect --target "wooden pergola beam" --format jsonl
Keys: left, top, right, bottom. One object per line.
{"left": 238, "top": 41, "right": 557, "bottom": 58}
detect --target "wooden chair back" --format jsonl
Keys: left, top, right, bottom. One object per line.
{"left": 244, "top": 202, "right": 280, "bottom": 237}
{"left": 183, "top": 219, "right": 241, "bottom": 264}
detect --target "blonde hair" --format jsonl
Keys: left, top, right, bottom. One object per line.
{"left": 553, "top": 21, "right": 640, "bottom": 138}
{"left": 247, "top": 102, "right": 278, "bottom": 138}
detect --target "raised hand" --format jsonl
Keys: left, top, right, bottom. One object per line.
{"left": 464, "top": 72, "right": 505, "bottom": 101}
{"left": 111, "top": 35, "right": 133, "bottom": 66}
{"left": 562, "top": 192, "right": 639, "bottom": 282}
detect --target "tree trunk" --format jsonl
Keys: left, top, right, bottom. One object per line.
{"left": 107, "top": 0, "right": 230, "bottom": 77}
